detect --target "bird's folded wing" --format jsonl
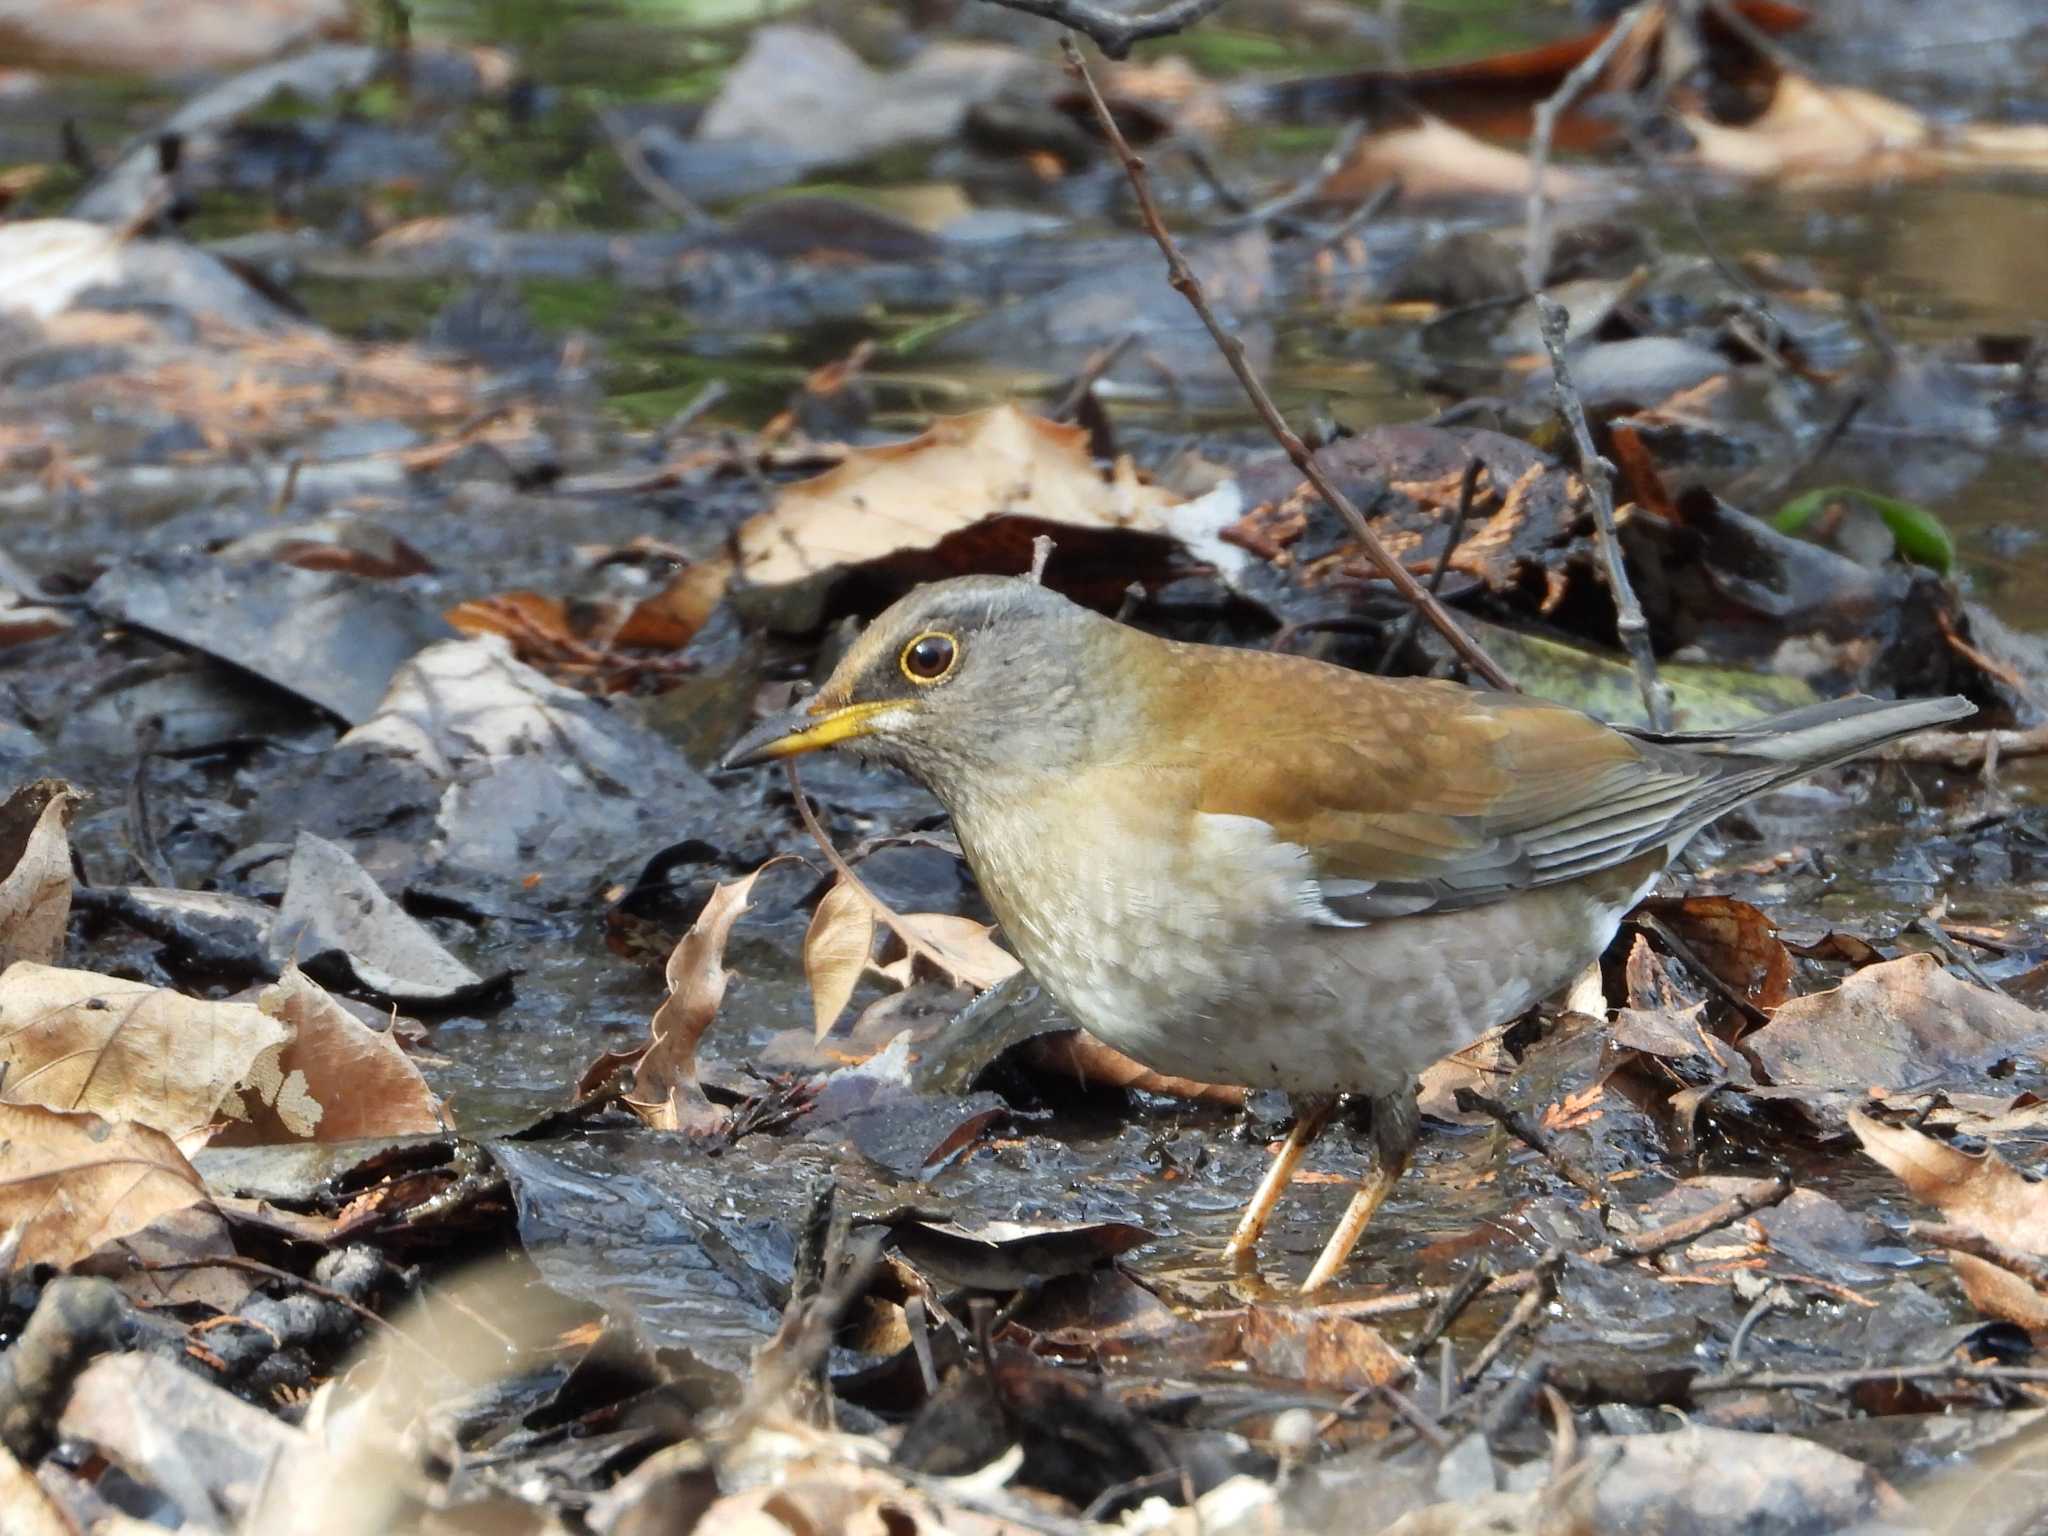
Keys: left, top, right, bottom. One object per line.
{"left": 1179, "top": 673, "right": 1710, "bottom": 921}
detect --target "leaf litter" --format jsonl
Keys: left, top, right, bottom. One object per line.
{"left": 0, "top": 0, "right": 2044, "bottom": 1531}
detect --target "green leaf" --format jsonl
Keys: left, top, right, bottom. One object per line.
{"left": 1774, "top": 486, "right": 1955, "bottom": 574}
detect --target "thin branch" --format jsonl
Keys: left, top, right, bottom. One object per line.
{"left": 1224, "top": 120, "right": 1366, "bottom": 234}
{"left": 1912, "top": 1222, "right": 2048, "bottom": 1292}
{"left": 1378, "top": 455, "right": 1481, "bottom": 674}
{"left": 981, "top": 0, "right": 1229, "bottom": 58}
{"left": 1521, "top": 2, "right": 1649, "bottom": 292}
{"left": 786, "top": 761, "right": 958, "bottom": 979}
{"left": 1884, "top": 723, "right": 2048, "bottom": 768}
{"left": 1322, "top": 1174, "right": 1791, "bottom": 1320}
{"left": 1061, "top": 36, "right": 1516, "bottom": 692}
{"left": 1692, "top": 1360, "right": 2048, "bottom": 1393}
{"left": 599, "top": 108, "right": 714, "bottom": 230}
{"left": 1454, "top": 1087, "right": 1609, "bottom": 1211}
{"left": 1539, "top": 296, "right": 1672, "bottom": 729}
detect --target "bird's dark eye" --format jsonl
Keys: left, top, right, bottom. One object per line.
{"left": 900, "top": 630, "right": 958, "bottom": 684}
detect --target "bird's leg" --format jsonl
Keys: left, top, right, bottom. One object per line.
{"left": 1302, "top": 1086, "right": 1420, "bottom": 1292}
{"left": 1224, "top": 1094, "right": 1338, "bottom": 1265}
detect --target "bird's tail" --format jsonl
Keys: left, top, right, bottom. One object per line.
{"left": 1629, "top": 694, "right": 1977, "bottom": 831}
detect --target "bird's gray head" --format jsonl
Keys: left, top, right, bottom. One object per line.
{"left": 720, "top": 575, "right": 1125, "bottom": 801}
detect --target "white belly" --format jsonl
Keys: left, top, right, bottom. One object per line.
{"left": 952, "top": 786, "right": 1656, "bottom": 1098}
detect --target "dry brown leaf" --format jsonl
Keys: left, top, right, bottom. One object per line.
{"left": 1746, "top": 953, "right": 2048, "bottom": 1100}
{"left": 1680, "top": 72, "right": 2048, "bottom": 183}
{"left": 627, "top": 869, "right": 767, "bottom": 1133}
{"left": 0, "top": 0, "right": 356, "bottom": 76}
{"left": 734, "top": 404, "right": 1178, "bottom": 591}
{"left": 886, "top": 912, "right": 1020, "bottom": 993}
{"left": 1849, "top": 1111, "right": 2048, "bottom": 1255}
{"left": 0, "top": 964, "right": 290, "bottom": 1138}
{"left": 207, "top": 965, "right": 443, "bottom": 1145}
{"left": 804, "top": 877, "right": 875, "bottom": 1041}
{"left": 1024, "top": 1030, "right": 1245, "bottom": 1108}
{"left": 0, "top": 1102, "right": 210, "bottom": 1269}
{"left": 1950, "top": 1252, "right": 2048, "bottom": 1341}
{"left": 1640, "top": 894, "right": 1793, "bottom": 1013}
{"left": 1318, "top": 112, "right": 1596, "bottom": 202}
{"left": 0, "top": 778, "right": 80, "bottom": 970}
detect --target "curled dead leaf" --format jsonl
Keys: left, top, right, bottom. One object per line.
{"left": 882, "top": 912, "right": 1020, "bottom": 994}
{"left": 0, "top": 778, "right": 81, "bottom": 970}
{"left": 1850, "top": 1111, "right": 2048, "bottom": 1256}
{"left": 628, "top": 867, "right": 773, "bottom": 1133}
{"left": 804, "top": 877, "right": 876, "bottom": 1041}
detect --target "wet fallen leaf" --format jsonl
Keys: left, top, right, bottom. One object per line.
{"left": 1850, "top": 1112, "right": 2048, "bottom": 1256}
{"left": 1638, "top": 895, "right": 1794, "bottom": 1014}
{"left": 211, "top": 966, "right": 443, "bottom": 1146}
{"left": 1318, "top": 111, "right": 1595, "bottom": 203}
{"left": 1776, "top": 486, "right": 1955, "bottom": 575}
{"left": 0, "top": 963, "right": 290, "bottom": 1138}
{"left": 1748, "top": 955, "right": 2048, "bottom": 1121}
{"left": 0, "top": 778, "right": 80, "bottom": 970}
{"left": 881, "top": 1215, "right": 1154, "bottom": 1290}
{"left": 628, "top": 869, "right": 769, "bottom": 1133}
{"left": 0, "top": 0, "right": 356, "bottom": 76}
{"left": 733, "top": 403, "right": 1180, "bottom": 623}
{"left": 1236, "top": 1307, "right": 1406, "bottom": 1393}
{"left": 271, "top": 830, "right": 497, "bottom": 1007}
{"left": 805, "top": 876, "right": 876, "bottom": 1040}
{"left": 1021, "top": 1030, "right": 1245, "bottom": 1108}
{"left": 878, "top": 911, "right": 1021, "bottom": 994}
{"left": 0, "top": 1103, "right": 211, "bottom": 1269}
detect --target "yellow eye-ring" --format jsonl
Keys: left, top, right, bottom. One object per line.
{"left": 900, "top": 630, "right": 959, "bottom": 684}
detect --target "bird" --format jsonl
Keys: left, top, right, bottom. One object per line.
{"left": 722, "top": 574, "right": 1973, "bottom": 1289}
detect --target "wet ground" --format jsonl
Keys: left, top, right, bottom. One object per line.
{"left": 1, "top": 1, "right": 2046, "bottom": 1528}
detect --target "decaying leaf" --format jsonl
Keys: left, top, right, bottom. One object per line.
{"left": 627, "top": 869, "right": 768, "bottom": 1133}
{"left": 878, "top": 911, "right": 1021, "bottom": 994}
{"left": 1022, "top": 1031, "right": 1245, "bottom": 1107}
{"left": 0, "top": 778, "right": 81, "bottom": 970}
{"left": 1850, "top": 1112, "right": 2048, "bottom": 1256}
{"left": 733, "top": 404, "right": 1179, "bottom": 617}
{"left": 1638, "top": 894, "right": 1794, "bottom": 1014}
{"left": 212, "top": 965, "right": 443, "bottom": 1145}
{"left": 0, "top": 964, "right": 291, "bottom": 1138}
{"left": 0, "top": 1103, "right": 211, "bottom": 1269}
{"left": 1748, "top": 955, "right": 2048, "bottom": 1116}
{"left": 805, "top": 877, "right": 876, "bottom": 1041}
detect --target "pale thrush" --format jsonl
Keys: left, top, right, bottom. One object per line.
{"left": 724, "top": 575, "right": 1972, "bottom": 1288}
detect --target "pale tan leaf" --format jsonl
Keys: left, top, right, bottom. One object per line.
{"left": 0, "top": 1102, "right": 209, "bottom": 1269}
{"left": 890, "top": 912, "right": 1019, "bottom": 993}
{"left": 0, "top": 963, "right": 290, "bottom": 1138}
{"left": 734, "top": 403, "right": 1178, "bottom": 591}
{"left": 1319, "top": 113, "right": 1595, "bottom": 203}
{"left": 0, "top": 779, "right": 81, "bottom": 970}
{"left": 207, "top": 965, "right": 443, "bottom": 1145}
{"left": 1024, "top": 1030, "right": 1244, "bottom": 1108}
{"left": 804, "top": 877, "right": 875, "bottom": 1041}
{"left": 1850, "top": 1110, "right": 2048, "bottom": 1255}
{"left": 627, "top": 867, "right": 767, "bottom": 1133}
{"left": 1949, "top": 1252, "right": 2048, "bottom": 1341}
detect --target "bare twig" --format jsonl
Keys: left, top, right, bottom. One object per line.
{"left": 1408, "top": 1268, "right": 1495, "bottom": 1360}
{"left": 1521, "top": 3, "right": 1648, "bottom": 292}
{"left": 1693, "top": 1360, "right": 2048, "bottom": 1393}
{"left": 1029, "top": 534, "right": 1056, "bottom": 583}
{"left": 1314, "top": 177, "right": 1402, "bottom": 261}
{"left": 1225, "top": 120, "right": 1366, "bottom": 233}
{"left": 1454, "top": 1087, "right": 1608, "bottom": 1211}
{"left": 1538, "top": 297, "right": 1671, "bottom": 729}
{"left": 1050, "top": 331, "right": 1139, "bottom": 420}
{"left": 1884, "top": 723, "right": 2048, "bottom": 768}
{"left": 982, "top": 0, "right": 1229, "bottom": 57}
{"left": 1461, "top": 1249, "right": 1562, "bottom": 1389}
{"left": 787, "top": 761, "right": 960, "bottom": 979}
{"left": 1323, "top": 1174, "right": 1791, "bottom": 1320}
{"left": 1378, "top": 456, "right": 1481, "bottom": 674}
{"left": 599, "top": 108, "right": 714, "bottom": 230}
{"left": 1061, "top": 36, "right": 1515, "bottom": 691}
{"left": 1912, "top": 1222, "right": 2048, "bottom": 1292}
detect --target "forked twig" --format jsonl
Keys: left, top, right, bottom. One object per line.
{"left": 981, "top": 0, "right": 1229, "bottom": 57}
{"left": 1538, "top": 297, "right": 1672, "bottom": 729}
{"left": 1521, "top": 2, "right": 1649, "bottom": 292}
{"left": 1059, "top": 36, "right": 1516, "bottom": 692}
